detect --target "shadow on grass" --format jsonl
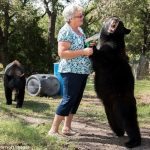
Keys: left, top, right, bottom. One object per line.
{"left": 0, "top": 97, "right": 51, "bottom": 112}
{"left": 0, "top": 100, "right": 54, "bottom": 121}
{"left": 23, "top": 100, "right": 50, "bottom": 113}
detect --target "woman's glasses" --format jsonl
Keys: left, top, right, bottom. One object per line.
{"left": 74, "top": 14, "right": 84, "bottom": 19}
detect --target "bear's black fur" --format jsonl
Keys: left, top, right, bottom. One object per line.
{"left": 90, "top": 17, "right": 141, "bottom": 148}
{"left": 4, "top": 60, "right": 26, "bottom": 108}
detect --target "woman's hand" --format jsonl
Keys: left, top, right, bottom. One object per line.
{"left": 89, "top": 41, "right": 97, "bottom": 47}
{"left": 83, "top": 47, "right": 93, "bottom": 56}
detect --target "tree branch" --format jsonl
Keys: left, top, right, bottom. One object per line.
{"left": 43, "top": 0, "right": 51, "bottom": 17}
{"left": 84, "top": 6, "right": 96, "bottom": 17}
{"left": 41, "top": 11, "right": 47, "bottom": 18}
{"left": 9, "top": 12, "right": 17, "bottom": 20}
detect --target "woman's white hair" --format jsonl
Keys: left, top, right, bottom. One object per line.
{"left": 63, "top": 4, "right": 83, "bottom": 22}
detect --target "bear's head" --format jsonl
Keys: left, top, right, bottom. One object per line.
{"left": 96, "top": 16, "right": 131, "bottom": 50}
{"left": 103, "top": 16, "right": 131, "bottom": 35}
{"left": 5, "top": 60, "right": 25, "bottom": 90}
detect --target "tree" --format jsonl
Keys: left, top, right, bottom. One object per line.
{"left": 0, "top": 0, "right": 13, "bottom": 64}
{"left": 8, "top": 5, "right": 48, "bottom": 74}
{"left": 41, "top": 0, "right": 64, "bottom": 70}
{"left": 0, "top": 0, "right": 49, "bottom": 74}
{"left": 0, "top": 0, "right": 29, "bottom": 65}
{"left": 82, "top": 1, "right": 101, "bottom": 37}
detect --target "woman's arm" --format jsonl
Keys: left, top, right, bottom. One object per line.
{"left": 58, "top": 41, "right": 93, "bottom": 59}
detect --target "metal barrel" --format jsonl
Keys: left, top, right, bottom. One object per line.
{"left": 26, "top": 74, "right": 60, "bottom": 97}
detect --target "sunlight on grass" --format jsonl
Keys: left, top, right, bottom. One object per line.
{"left": 137, "top": 103, "right": 150, "bottom": 126}
{"left": 0, "top": 119, "right": 74, "bottom": 150}
{"left": 0, "top": 81, "right": 75, "bottom": 149}
{"left": 135, "top": 80, "right": 150, "bottom": 95}
{"left": 0, "top": 120, "right": 46, "bottom": 148}
{"left": 78, "top": 101, "right": 107, "bottom": 123}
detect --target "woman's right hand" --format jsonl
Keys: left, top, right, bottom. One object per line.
{"left": 83, "top": 47, "right": 93, "bottom": 56}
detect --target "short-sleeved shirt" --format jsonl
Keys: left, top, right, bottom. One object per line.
{"left": 57, "top": 23, "right": 92, "bottom": 74}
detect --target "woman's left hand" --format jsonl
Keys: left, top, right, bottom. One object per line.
{"left": 89, "top": 41, "right": 97, "bottom": 47}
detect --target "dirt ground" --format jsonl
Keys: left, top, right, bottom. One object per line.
{"left": 17, "top": 112, "right": 150, "bottom": 150}
{"left": 15, "top": 94, "right": 150, "bottom": 150}
{"left": 13, "top": 110, "right": 150, "bottom": 150}
{"left": 67, "top": 94, "right": 150, "bottom": 150}
{"left": 69, "top": 120, "right": 150, "bottom": 150}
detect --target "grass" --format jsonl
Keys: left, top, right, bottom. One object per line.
{"left": 137, "top": 103, "right": 150, "bottom": 126}
{"left": 0, "top": 118, "right": 74, "bottom": 150}
{"left": 0, "top": 80, "right": 75, "bottom": 150}
{"left": 135, "top": 79, "right": 150, "bottom": 95}
{"left": 0, "top": 76, "right": 150, "bottom": 149}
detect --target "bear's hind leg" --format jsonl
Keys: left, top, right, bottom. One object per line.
{"left": 121, "top": 98, "right": 141, "bottom": 148}
{"left": 104, "top": 102, "right": 125, "bottom": 137}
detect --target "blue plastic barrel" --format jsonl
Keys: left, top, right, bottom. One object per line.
{"left": 54, "top": 63, "right": 63, "bottom": 96}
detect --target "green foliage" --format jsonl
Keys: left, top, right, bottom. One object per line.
{"left": 1, "top": 0, "right": 150, "bottom": 74}
{"left": 0, "top": 0, "right": 51, "bottom": 74}
{"left": 82, "top": 1, "right": 101, "bottom": 36}
{"left": 9, "top": 8, "right": 49, "bottom": 74}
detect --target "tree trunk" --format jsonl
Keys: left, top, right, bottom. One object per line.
{"left": 49, "top": 12, "right": 57, "bottom": 50}
{"left": 43, "top": 0, "right": 58, "bottom": 71}
{"left": 47, "top": 11, "right": 57, "bottom": 71}
{"left": 2, "top": 2, "right": 10, "bottom": 66}
{"left": 130, "top": 60, "right": 138, "bottom": 80}
{"left": 137, "top": 54, "right": 149, "bottom": 80}
{"left": 0, "top": 27, "right": 4, "bottom": 63}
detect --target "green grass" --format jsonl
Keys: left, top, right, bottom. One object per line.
{"left": 0, "top": 118, "right": 74, "bottom": 150}
{"left": 0, "top": 76, "right": 150, "bottom": 149}
{"left": 0, "top": 81, "right": 75, "bottom": 150}
{"left": 77, "top": 102, "right": 106, "bottom": 123}
{"left": 137, "top": 103, "right": 150, "bottom": 126}
{"left": 135, "top": 79, "right": 150, "bottom": 95}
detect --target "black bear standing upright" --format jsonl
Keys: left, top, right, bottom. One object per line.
{"left": 90, "top": 17, "right": 141, "bottom": 148}
{"left": 4, "top": 60, "right": 26, "bottom": 108}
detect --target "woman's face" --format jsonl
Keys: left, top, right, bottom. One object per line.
{"left": 71, "top": 10, "right": 84, "bottom": 27}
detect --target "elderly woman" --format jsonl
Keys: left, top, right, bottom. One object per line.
{"left": 48, "top": 4, "right": 93, "bottom": 136}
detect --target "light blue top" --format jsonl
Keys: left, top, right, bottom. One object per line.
{"left": 57, "top": 23, "right": 92, "bottom": 74}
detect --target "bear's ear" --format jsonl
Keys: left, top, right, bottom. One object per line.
{"left": 124, "top": 28, "right": 131, "bottom": 34}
